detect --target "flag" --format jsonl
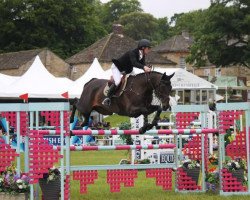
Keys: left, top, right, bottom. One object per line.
{"left": 19, "top": 93, "right": 28, "bottom": 102}
{"left": 61, "top": 92, "right": 69, "bottom": 99}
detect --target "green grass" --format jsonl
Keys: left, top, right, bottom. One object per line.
{"left": 102, "top": 111, "right": 172, "bottom": 128}
{"left": 103, "top": 114, "right": 130, "bottom": 127}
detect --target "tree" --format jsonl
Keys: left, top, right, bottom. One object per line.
{"left": 186, "top": 0, "right": 250, "bottom": 68}
{"left": 0, "top": 0, "right": 107, "bottom": 58}
{"left": 101, "top": 0, "right": 142, "bottom": 32}
{"left": 156, "top": 17, "right": 171, "bottom": 41}
{"left": 119, "top": 12, "right": 160, "bottom": 42}
{"left": 168, "top": 10, "right": 206, "bottom": 37}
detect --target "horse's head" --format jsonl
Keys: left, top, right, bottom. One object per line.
{"left": 155, "top": 72, "right": 174, "bottom": 111}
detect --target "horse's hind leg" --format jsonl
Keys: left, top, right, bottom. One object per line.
{"left": 70, "top": 98, "right": 78, "bottom": 123}
{"left": 80, "top": 113, "right": 90, "bottom": 128}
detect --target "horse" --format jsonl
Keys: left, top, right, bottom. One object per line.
{"left": 70, "top": 71, "right": 174, "bottom": 134}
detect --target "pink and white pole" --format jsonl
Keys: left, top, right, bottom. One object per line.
{"left": 33, "top": 128, "right": 218, "bottom": 136}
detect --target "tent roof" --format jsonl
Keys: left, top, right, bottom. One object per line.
{"left": 0, "top": 56, "right": 70, "bottom": 98}
{"left": 159, "top": 68, "right": 218, "bottom": 90}
{"left": 0, "top": 73, "right": 19, "bottom": 87}
{"left": 69, "top": 58, "right": 105, "bottom": 98}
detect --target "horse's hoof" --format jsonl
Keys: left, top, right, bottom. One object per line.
{"left": 70, "top": 130, "right": 75, "bottom": 137}
{"left": 146, "top": 124, "right": 154, "bottom": 131}
{"left": 152, "top": 120, "right": 158, "bottom": 126}
{"left": 139, "top": 127, "right": 146, "bottom": 134}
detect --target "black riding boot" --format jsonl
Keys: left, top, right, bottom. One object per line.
{"left": 102, "top": 84, "right": 117, "bottom": 106}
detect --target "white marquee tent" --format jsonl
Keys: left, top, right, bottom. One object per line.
{"left": 0, "top": 73, "right": 19, "bottom": 87}
{"left": 68, "top": 58, "right": 106, "bottom": 98}
{"left": 0, "top": 56, "right": 72, "bottom": 98}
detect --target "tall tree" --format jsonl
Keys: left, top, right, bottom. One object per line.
{"left": 0, "top": 0, "right": 107, "bottom": 58}
{"left": 119, "top": 12, "right": 161, "bottom": 44}
{"left": 156, "top": 17, "right": 171, "bottom": 41}
{"left": 168, "top": 10, "right": 205, "bottom": 37}
{"left": 186, "top": 0, "right": 250, "bottom": 68}
{"left": 101, "top": 0, "right": 142, "bottom": 32}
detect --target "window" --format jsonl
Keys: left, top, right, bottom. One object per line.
{"left": 215, "top": 68, "right": 221, "bottom": 77}
{"left": 204, "top": 69, "right": 210, "bottom": 76}
{"left": 73, "top": 66, "right": 77, "bottom": 73}
{"left": 179, "top": 57, "right": 186, "bottom": 69}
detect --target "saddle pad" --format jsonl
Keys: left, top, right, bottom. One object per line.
{"left": 103, "top": 75, "right": 129, "bottom": 97}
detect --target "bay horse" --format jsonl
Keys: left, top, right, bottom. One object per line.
{"left": 70, "top": 71, "right": 174, "bottom": 134}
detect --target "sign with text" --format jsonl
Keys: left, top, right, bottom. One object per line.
{"left": 159, "top": 152, "right": 175, "bottom": 163}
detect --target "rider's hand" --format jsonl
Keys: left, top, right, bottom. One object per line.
{"left": 144, "top": 66, "right": 151, "bottom": 73}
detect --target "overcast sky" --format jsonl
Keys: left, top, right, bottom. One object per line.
{"left": 101, "top": 0, "right": 211, "bottom": 19}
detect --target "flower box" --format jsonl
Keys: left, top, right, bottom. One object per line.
{"left": 0, "top": 164, "right": 30, "bottom": 196}
{"left": 39, "top": 178, "right": 60, "bottom": 200}
{"left": 223, "top": 157, "right": 246, "bottom": 184}
{"left": 232, "top": 169, "right": 244, "bottom": 183}
{"left": 0, "top": 192, "right": 28, "bottom": 200}
{"left": 184, "top": 168, "right": 200, "bottom": 184}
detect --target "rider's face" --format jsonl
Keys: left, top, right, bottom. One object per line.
{"left": 143, "top": 47, "right": 151, "bottom": 55}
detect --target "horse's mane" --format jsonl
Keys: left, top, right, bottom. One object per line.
{"left": 134, "top": 71, "right": 162, "bottom": 78}
{"left": 84, "top": 78, "right": 97, "bottom": 88}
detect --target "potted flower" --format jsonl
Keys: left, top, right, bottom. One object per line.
{"left": 205, "top": 167, "right": 219, "bottom": 193}
{"left": 223, "top": 157, "right": 246, "bottom": 184}
{"left": 209, "top": 154, "right": 218, "bottom": 165}
{"left": 0, "top": 164, "right": 30, "bottom": 200}
{"left": 39, "top": 166, "right": 61, "bottom": 200}
{"left": 180, "top": 158, "right": 201, "bottom": 184}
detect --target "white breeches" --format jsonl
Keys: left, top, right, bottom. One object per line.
{"left": 111, "top": 63, "right": 122, "bottom": 86}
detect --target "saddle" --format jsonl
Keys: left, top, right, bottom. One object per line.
{"left": 103, "top": 75, "right": 129, "bottom": 97}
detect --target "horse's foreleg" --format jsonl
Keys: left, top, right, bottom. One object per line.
{"left": 152, "top": 106, "right": 162, "bottom": 126}
{"left": 139, "top": 106, "right": 158, "bottom": 134}
{"left": 139, "top": 106, "right": 162, "bottom": 134}
{"left": 143, "top": 114, "right": 149, "bottom": 126}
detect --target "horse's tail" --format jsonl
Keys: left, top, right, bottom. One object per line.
{"left": 70, "top": 97, "right": 78, "bottom": 123}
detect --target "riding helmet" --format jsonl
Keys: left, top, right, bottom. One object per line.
{"left": 138, "top": 39, "right": 151, "bottom": 49}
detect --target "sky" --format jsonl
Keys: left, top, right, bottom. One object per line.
{"left": 100, "top": 0, "right": 211, "bottom": 19}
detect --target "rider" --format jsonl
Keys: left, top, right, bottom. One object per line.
{"left": 102, "top": 39, "right": 152, "bottom": 106}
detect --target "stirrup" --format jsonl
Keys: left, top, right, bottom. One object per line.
{"left": 102, "top": 98, "right": 111, "bottom": 106}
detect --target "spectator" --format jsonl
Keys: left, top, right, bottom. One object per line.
{"left": 209, "top": 99, "right": 216, "bottom": 111}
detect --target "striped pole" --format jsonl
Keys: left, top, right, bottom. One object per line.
{"left": 32, "top": 128, "right": 218, "bottom": 136}
{"left": 53, "top": 144, "right": 176, "bottom": 151}
{"left": 71, "top": 129, "right": 218, "bottom": 135}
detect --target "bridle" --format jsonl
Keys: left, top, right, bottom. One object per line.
{"left": 145, "top": 72, "right": 171, "bottom": 99}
